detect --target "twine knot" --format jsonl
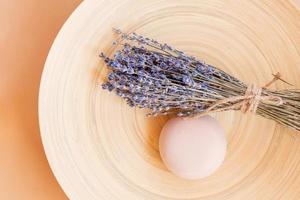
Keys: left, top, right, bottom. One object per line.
{"left": 194, "top": 72, "right": 288, "bottom": 117}
{"left": 240, "top": 84, "right": 283, "bottom": 113}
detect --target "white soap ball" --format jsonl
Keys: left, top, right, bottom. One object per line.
{"left": 159, "top": 115, "right": 227, "bottom": 180}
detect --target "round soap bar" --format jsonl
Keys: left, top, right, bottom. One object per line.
{"left": 159, "top": 116, "right": 227, "bottom": 180}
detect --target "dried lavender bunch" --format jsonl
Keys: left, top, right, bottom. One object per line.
{"left": 100, "top": 29, "right": 300, "bottom": 131}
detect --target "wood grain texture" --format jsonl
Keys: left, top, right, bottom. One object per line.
{"left": 39, "top": 0, "right": 300, "bottom": 199}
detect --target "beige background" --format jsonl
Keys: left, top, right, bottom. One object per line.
{"left": 1, "top": 0, "right": 300, "bottom": 200}
{"left": 40, "top": 0, "right": 300, "bottom": 199}
{"left": 0, "top": 1, "right": 81, "bottom": 199}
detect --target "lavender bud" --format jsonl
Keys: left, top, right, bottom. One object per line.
{"left": 182, "top": 75, "right": 193, "bottom": 86}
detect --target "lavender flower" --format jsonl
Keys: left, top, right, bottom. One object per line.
{"left": 100, "top": 29, "right": 245, "bottom": 117}
{"left": 99, "top": 29, "right": 300, "bottom": 132}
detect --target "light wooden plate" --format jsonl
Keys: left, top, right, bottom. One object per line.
{"left": 39, "top": 1, "right": 300, "bottom": 199}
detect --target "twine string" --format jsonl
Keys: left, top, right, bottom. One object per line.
{"left": 194, "top": 73, "right": 286, "bottom": 117}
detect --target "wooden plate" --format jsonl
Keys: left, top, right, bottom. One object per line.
{"left": 39, "top": 1, "right": 300, "bottom": 199}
